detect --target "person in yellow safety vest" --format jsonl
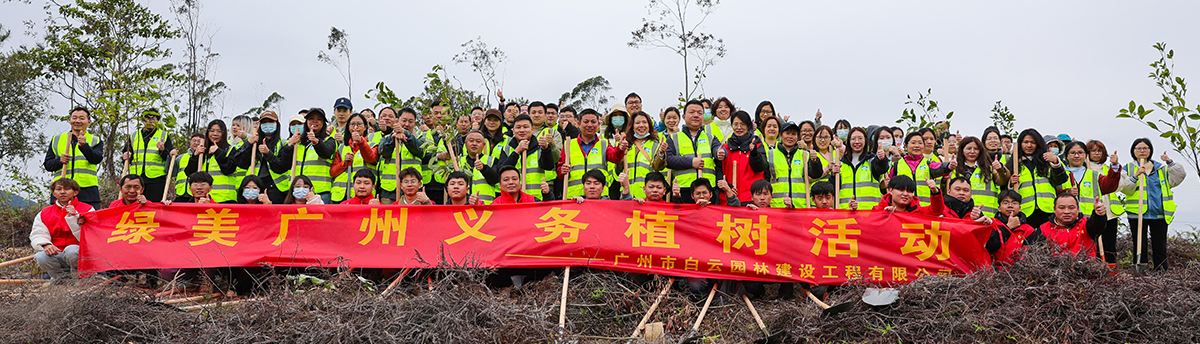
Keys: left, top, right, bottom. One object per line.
{"left": 527, "top": 101, "right": 564, "bottom": 200}
{"left": 330, "top": 97, "right": 353, "bottom": 142}
{"left": 279, "top": 108, "right": 338, "bottom": 204}
{"left": 981, "top": 126, "right": 1014, "bottom": 182}
{"left": 418, "top": 101, "right": 455, "bottom": 204}
{"left": 43, "top": 106, "right": 104, "bottom": 208}
{"left": 618, "top": 111, "right": 667, "bottom": 200}
{"left": 664, "top": 100, "right": 723, "bottom": 204}
{"left": 1007, "top": 128, "right": 1069, "bottom": 229}
{"left": 557, "top": 108, "right": 625, "bottom": 200}
{"left": 602, "top": 105, "right": 630, "bottom": 199}
{"left": 182, "top": 119, "right": 238, "bottom": 203}
{"left": 227, "top": 114, "right": 254, "bottom": 189}
{"left": 1118, "top": 138, "right": 1186, "bottom": 271}
{"left": 618, "top": 171, "right": 669, "bottom": 204}
{"left": 457, "top": 130, "right": 500, "bottom": 204}
{"left": 172, "top": 133, "right": 205, "bottom": 203}
{"left": 708, "top": 97, "right": 734, "bottom": 143}
{"left": 949, "top": 136, "right": 1007, "bottom": 218}
{"left": 481, "top": 109, "right": 510, "bottom": 156}
{"left": 234, "top": 111, "right": 291, "bottom": 204}
{"left": 797, "top": 120, "right": 817, "bottom": 154}
{"left": 375, "top": 107, "right": 426, "bottom": 205}
{"left": 369, "top": 107, "right": 396, "bottom": 196}
{"left": 1085, "top": 139, "right": 1123, "bottom": 265}
{"left": 917, "top": 128, "right": 943, "bottom": 164}
{"left": 120, "top": 108, "right": 175, "bottom": 203}
{"left": 1061, "top": 141, "right": 1121, "bottom": 219}
{"left": 808, "top": 125, "right": 844, "bottom": 185}
{"left": 836, "top": 127, "right": 889, "bottom": 210}
{"left": 768, "top": 122, "right": 823, "bottom": 209}
{"left": 330, "top": 113, "right": 379, "bottom": 203}
{"left": 886, "top": 131, "right": 954, "bottom": 206}
{"left": 495, "top": 114, "right": 554, "bottom": 200}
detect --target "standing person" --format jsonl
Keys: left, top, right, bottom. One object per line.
{"left": 798, "top": 120, "right": 817, "bottom": 152}
{"left": 753, "top": 101, "right": 777, "bottom": 135}
{"left": 657, "top": 107, "right": 681, "bottom": 136}
{"left": 238, "top": 111, "right": 290, "bottom": 204}
{"left": 888, "top": 132, "right": 954, "bottom": 205}
{"left": 1044, "top": 135, "right": 1065, "bottom": 162}
{"left": 624, "top": 93, "right": 643, "bottom": 114}
{"left": 502, "top": 100, "right": 520, "bottom": 128}
{"left": 1010, "top": 129, "right": 1069, "bottom": 229}
{"left": 758, "top": 115, "right": 782, "bottom": 151}
{"left": 481, "top": 109, "right": 509, "bottom": 150}
{"left": 282, "top": 175, "right": 323, "bottom": 205}
{"left": 360, "top": 108, "right": 377, "bottom": 134}
{"left": 375, "top": 108, "right": 426, "bottom": 204}
{"left": 121, "top": 108, "right": 174, "bottom": 202}
{"left": 281, "top": 108, "right": 337, "bottom": 204}
{"left": 109, "top": 175, "right": 149, "bottom": 208}
{"left": 1086, "top": 140, "right": 1123, "bottom": 265}
{"left": 184, "top": 119, "right": 238, "bottom": 203}
{"left": 1119, "top": 138, "right": 1186, "bottom": 271}
{"left": 528, "top": 101, "right": 564, "bottom": 200}
{"left": 1039, "top": 193, "right": 1108, "bottom": 257}
{"left": 918, "top": 128, "right": 942, "bottom": 163}
{"left": 340, "top": 169, "right": 382, "bottom": 205}
{"left": 30, "top": 178, "right": 94, "bottom": 280}
{"left": 951, "top": 136, "right": 1007, "bottom": 218}
{"left": 664, "top": 100, "right": 722, "bottom": 204}
{"left": 716, "top": 111, "right": 768, "bottom": 204}
{"left": 1000, "top": 134, "right": 1014, "bottom": 154}
{"left": 833, "top": 119, "right": 852, "bottom": 141}
{"left": 496, "top": 115, "right": 555, "bottom": 201}
{"left": 603, "top": 106, "right": 630, "bottom": 143}
{"left": 171, "top": 134, "right": 205, "bottom": 203}
{"left": 43, "top": 107, "right": 104, "bottom": 208}
{"left": 708, "top": 97, "right": 735, "bottom": 142}
{"left": 1061, "top": 141, "right": 1120, "bottom": 219}
{"left": 235, "top": 175, "right": 272, "bottom": 205}
{"left": 808, "top": 125, "right": 844, "bottom": 185}
{"left": 768, "top": 122, "right": 821, "bottom": 209}
{"left": 557, "top": 106, "right": 581, "bottom": 139}
{"left": 331, "top": 113, "right": 379, "bottom": 203}
{"left": 458, "top": 130, "right": 499, "bottom": 204}
{"left": 618, "top": 111, "right": 667, "bottom": 200}
{"left": 981, "top": 126, "right": 1012, "bottom": 174}
{"left": 838, "top": 127, "right": 888, "bottom": 210}
{"left": 228, "top": 115, "right": 254, "bottom": 188}
{"left": 331, "top": 97, "right": 353, "bottom": 140}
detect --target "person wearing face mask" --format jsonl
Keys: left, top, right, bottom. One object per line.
{"left": 837, "top": 127, "right": 888, "bottom": 210}
{"left": 617, "top": 111, "right": 667, "bottom": 200}
{"left": 1044, "top": 134, "right": 1065, "bottom": 161}
{"left": 1009, "top": 129, "right": 1069, "bottom": 229}
{"left": 833, "top": 119, "right": 851, "bottom": 142}
{"left": 950, "top": 136, "right": 1007, "bottom": 218}
{"left": 716, "top": 111, "right": 769, "bottom": 204}
{"left": 1118, "top": 138, "right": 1186, "bottom": 271}
{"left": 278, "top": 108, "right": 337, "bottom": 204}
{"left": 768, "top": 122, "right": 822, "bottom": 208}
{"left": 236, "top": 175, "right": 272, "bottom": 205}
{"left": 183, "top": 119, "right": 239, "bottom": 203}
{"left": 282, "top": 175, "right": 323, "bottom": 204}
{"left": 885, "top": 132, "right": 955, "bottom": 205}
{"left": 235, "top": 111, "right": 291, "bottom": 204}
{"left": 707, "top": 97, "right": 735, "bottom": 143}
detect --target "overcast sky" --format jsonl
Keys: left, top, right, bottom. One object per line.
{"left": 4, "top": 1, "right": 1198, "bottom": 227}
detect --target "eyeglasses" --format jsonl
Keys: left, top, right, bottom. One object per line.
{"left": 1134, "top": 147, "right": 1151, "bottom": 151}
{"left": 626, "top": 100, "right": 642, "bottom": 105}
{"left": 189, "top": 182, "right": 211, "bottom": 187}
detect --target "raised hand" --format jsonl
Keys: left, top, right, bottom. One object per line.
{"left": 156, "top": 140, "right": 165, "bottom": 151}
{"left": 991, "top": 154, "right": 1003, "bottom": 171}
{"left": 538, "top": 131, "right": 550, "bottom": 149}
{"left": 970, "top": 206, "right": 982, "bottom": 221}
{"left": 258, "top": 142, "right": 270, "bottom": 154}
{"left": 1093, "top": 196, "right": 1106, "bottom": 215}
{"left": 393, "top": 130, "right": 408, "bottom": 142}
{"left": 848, "top": 198, "right": 858, "bottom": 210}
{"left": 351, "top": 131, "right": 361, "bottom": 142}
{"left": 814, "top": 109, "right": 823, "bottom": 122}
{"left": 468, "top": 194, "right": 479, "bottom": 205}
{"left": 207, "top": 144, "right": 218, "bottom": 155}
{"left": 287, "top": 134, "right": 301, "bottom": 146}
{"left": 122, "top": 151, "right": 131, "bottom": 161}
{"left": 516, "top": 139, "right": 530, "bottom": 154}
{"left": 947, "top": 159, "right": 958, "bottom": 171}
{"left": 368, "top": 198, "right": 381, "bottom": 205}
{"left": 1007, "top": 215, "right": 1021, "bottom": 229}
{"left": 257, "top": 194, "right": 271, "bottom": 204}
{"left": 475, "top": 158, "right": 485, "bottom": 171}
{"left": 1161, "top": 152, "right": 1172, "bottom": 164}
{"left": 541, "top": 182, "right": 550, "bottom": 195}
{"left": 1069, "top": 186, "right": 1079, "bottom": 196}
{"left": 672, "top": 182, "right": 681, "bottom": 197}
{"left": 716, "top": 146, "right": 727, "bottom": 160}
{"left": 1043, "top": 151, "right": 1059, "bottom": 164}
{"left": 307, "top": 131, "right": 319, "bottom": 145}
{"left": 1110, "top": 150, "right": 1119, "bottom": 165}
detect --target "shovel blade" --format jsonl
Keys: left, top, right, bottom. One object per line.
{"left": 821, "top": 301, "right": 855, "bottom": 317}
{"left": 862, "top": 288, "right": 900, "bottom": 306}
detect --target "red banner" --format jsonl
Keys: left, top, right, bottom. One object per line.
{"left": 80, "top": 201, "right": 993, "bottom": 285}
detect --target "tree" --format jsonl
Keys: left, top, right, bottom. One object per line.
{"left": 896, "top": 88, "right": 955, "bottom": 132}
{"left": 0, "top": 23, "right": 51, "bottom": 201}
{"left": 1118, "top": 42, "right": 1200, "bottom": 180}
{"left": 242, "top": 92, "right": 286, "bottom": 116}
{"left": 366, "top": 65, "right": 485, "bottom": 127}
{"left": 28, "top": 0, "right": 182, "bottom": 181}
{"left": 628, "top": 0, "right": 727, "bottom": 101}
{"left": 317, "top": 27, "right": 352, "bottom": 98}
{"left": 558, "top": 76, "right": 613, "bottom": 111}
{"left": 452, "top": 37, "right": 506, "bottom": 107}
{"left": 990, "top": 100, "right": 1016, "bottom": 137}
{"left": 173, "top": 0, "right": 226, "bottom": 135}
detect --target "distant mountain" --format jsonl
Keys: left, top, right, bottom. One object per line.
{"left": 0, "top": 191, "right": 36, "bottom": 208}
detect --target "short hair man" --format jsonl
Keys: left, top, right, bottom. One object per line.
{"left": 30, "top": 178, "right": 95, "bottom": 280}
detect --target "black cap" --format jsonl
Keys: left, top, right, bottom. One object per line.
{"left": 334, "top": 97, "right": 352, "bottom": 110}
{"left": 305, "top": 107, "right": 328, "bottom": 122}
{"left": 780, "top": 121, "right": 800, "bottom": 133}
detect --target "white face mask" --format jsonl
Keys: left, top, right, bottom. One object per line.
{"left": 879, "top": 140, "right": 893, "bottom": 151}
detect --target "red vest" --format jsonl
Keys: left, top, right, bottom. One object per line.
{"left": 994, "top": 223, "right": 1034, "bottom": 266}
{"left": 1040, "top": 218, "right": 1097, "bottom": 258}
{"left": 720, "top": 145, "right": 763, "bottom": 202}
{"left": 40, "top": 199, "right": 93, "bottom": 250}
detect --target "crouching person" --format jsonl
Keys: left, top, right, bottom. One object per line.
{"left": 30, "top": 178, "right": 94, "bottom": 281}
{"left": 1038, "top": 193, "right": 1107, "bottom": 257}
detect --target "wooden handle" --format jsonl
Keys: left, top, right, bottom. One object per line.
{"left": 742, "top": 294, "right": 769, "bottom": 336}
{"left": 162, "top": 153, "right": 178, "bottom": 201}
{"left": 631, "top": 277, "right": 674, "bottom": 338}
{"left": 0, "top": 255, "right": 35, "bottom": 268}
{"left": 558, "top": 266, "right": 571, "bottom": 327}
{"left": 692, "top": 283, "right": 718, "bottom": 331}
{"left": 249, "top": 143, "right": 258, "bottom": 176}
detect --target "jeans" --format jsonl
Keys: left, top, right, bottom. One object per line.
{"left": 35, "top": 245, "right": 79, "bottom": 279}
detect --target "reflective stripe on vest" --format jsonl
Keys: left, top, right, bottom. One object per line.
{"left": 296, "top": 145, "right": 333, "bottom": 194}
{"left": 1070, "top": 168, "right": 1101, "bottom": 216}
{"left": 838, "top": 161, "right": 881, "bottom": 210}
{"left": 1017, "top": 163, "right": 1066, "bottom": 216}
{"left": 1101, "top": 164, "right": 1125, "bottom": 216}
{"left": 894, "top": 156, "right": 933, "bottom": 204}
{"left": 1123, "top": 162, "right": 1176, "bottom": 224}
{"left": 201, "top": 151, "right": 236, "bottom": 203}
{"left": 624, "top": 140, "right": 662, "bottom": 200}
{"left": 332, "top": 145, "right": 367, "bottom": 202}
{"left": 466, "top": 154, "right": 497, "bottom": 204}
{"left": 129, "top": 129, "right": 168, "bottom": 178}
{"left": 953, "top": 165, "right": 1001, "bottom": 218}
{"left": 673, "top": 130, "right": 717, "bottom": 188}
{"left": 173, "top": 154, "right": 191, "bottom": 196}
{"left": 769, "top": 147, "right": 809, "bottom": 208}
{"left": 376, "top": 140, "right": 421, "bottom": 192}
{"left": 51, "top": 133, "right": 100, "bottom": 187}
{"left": 566, "top": 138, "right": 611, "bottom": 199}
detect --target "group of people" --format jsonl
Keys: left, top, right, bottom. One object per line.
{"left": 32, "top": 92, "right": 1186, "bottom": 297}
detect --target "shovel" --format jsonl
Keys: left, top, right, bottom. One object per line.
{"left": 804, "top": 288, "right": 855, "bottom": 317}
{"left": 862, "top": 287, "right": 900, "bottom": 307}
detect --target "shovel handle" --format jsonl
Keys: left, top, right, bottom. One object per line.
{"left": 805, "top": 289, "right": 832, "bottom": 309}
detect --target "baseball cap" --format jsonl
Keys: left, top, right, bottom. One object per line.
{"left": 334, "top": 97, "right": 352, "bottom": 110}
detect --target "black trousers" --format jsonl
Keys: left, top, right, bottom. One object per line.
{"left": 1128, "top": 218, "right": 1169, "bottom": 270}
{"left": 142, "top": 176, "right": 167, "bottom": 203}
{"left": 1026, "top": 209, "right": 1051, "bottom": 230}
{"left": 1100, "top": 218, "right": 1119, "bottom": 264}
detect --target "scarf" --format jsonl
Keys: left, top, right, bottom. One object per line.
{"left": 727, "top": 132, "right": 757, "bottom": 153}
{"left": 944, "top": 195, "right": 975, "bottom": 219}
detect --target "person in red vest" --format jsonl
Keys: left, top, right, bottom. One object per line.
{"left": 109, "top": 174, "right": 150, "bottom": 208}
{"left": 341, "top": 169, "right": 382, "bottom": 205}
{"left": 492, "top": 165, "right": 537, "bottom": 204}
{"left": 1039, "top": 193, "right": 1107, "bottom": 257}
{"left": 716, "top": 111, "right": 768, "bottom": 204}
{"left": 994, "top": 190, "right": 1033, "bottom": 266}
{"left": 30, "top": 178, "right": 95, "bottom": 280}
